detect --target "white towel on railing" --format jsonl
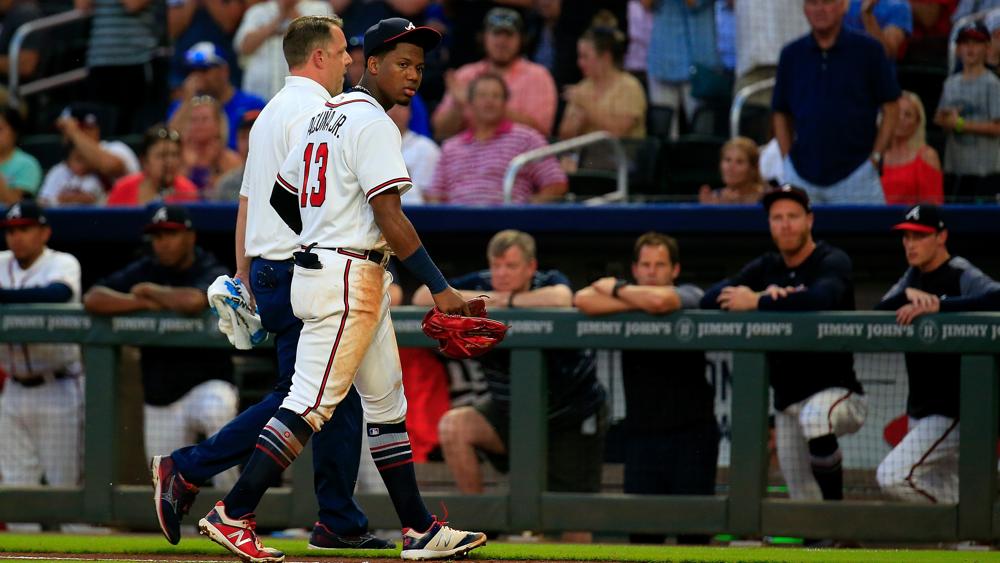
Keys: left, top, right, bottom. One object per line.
{"left": 207, "top": 275, "right": 267, "bottom": 350}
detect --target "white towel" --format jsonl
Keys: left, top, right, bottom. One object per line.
{"left": 208, "top": 275, "right": 267, "bottom": 350}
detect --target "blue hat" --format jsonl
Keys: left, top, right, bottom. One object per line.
{"left": 363, "top": 18, "right": 441, "bottom": 60}
{"left": 185, "top": 42, "right": 226, "bottom": 69}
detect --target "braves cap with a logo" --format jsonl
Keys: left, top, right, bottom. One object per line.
{"left": 0, "top": 201, "right": 47, "bottom": 229}
{"left": 144, "top": 205, "right": 193, "bottom": 233}
{"left": 762, "top": 184, "right": 811, "bottom": 212}
{"left": 893, "top": 204, "right": 946, "bottom": 234}
{"left": 363, "top": 17, "right": 442, "bottom": 60}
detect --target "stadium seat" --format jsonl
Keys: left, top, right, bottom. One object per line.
{"left": 21, "top": 134, "right": 66, "bottom": 171}
{"left": 621, "top": 137, "right": 664, "bottom": 196}
{"left": 689, "top": 103, "right": 731, "bottom": 138}
{"left": 663, "top": 134, "right": 725, "bottom": 198}
{"left": 737, "top": 104, "right": 772, "bottom": 146}
{"left": 646, "top": 105, "right": 674, "bottom": 141}
{"left": 896, "top": 64, "right": 947, "bottom": 120}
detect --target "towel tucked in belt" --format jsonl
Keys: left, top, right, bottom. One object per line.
{"left": 208, "top": 275, "right": 267, "bottom": 350}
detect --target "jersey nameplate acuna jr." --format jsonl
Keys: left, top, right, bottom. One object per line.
{"left": 275, "top": 91, "right": 412, "bottom": 251}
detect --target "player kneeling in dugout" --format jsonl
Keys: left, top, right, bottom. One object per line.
{"left": 875, "top": 204, "right": 1000, "bottom": 503}
{"left": 701, "top": 185, "right": 867, "bottom": 502}
{"left": 84, "top": 205, "right": 239, "bottom": 488}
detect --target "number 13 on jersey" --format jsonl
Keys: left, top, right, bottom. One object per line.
{"left": 300, "top": 142, "right": 329, "bottom": 208}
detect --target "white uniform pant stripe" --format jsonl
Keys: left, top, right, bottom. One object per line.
{"left": 877, "top": 415, "right": 960, "bottom": 504}
{"left": 283, "top": 251, "right": 407, "bottom": 431}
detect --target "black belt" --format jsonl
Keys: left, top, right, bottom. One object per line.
{"left": 300, "top": 245, "right": 389, "bottom": 268}
{"left": 13, "top": 370, "right": 73, "bottom": 388}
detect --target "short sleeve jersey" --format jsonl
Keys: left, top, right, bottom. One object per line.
{"left": 95, "top": 247, "right": 233, "bottom": 406}
{"left": 0, "top": 249, "right": 82, "bottom": 376}
{"left": 276, "top": 91, "right": 412, "bottom": 251}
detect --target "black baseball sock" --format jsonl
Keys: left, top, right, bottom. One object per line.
{"left": 808, "top": 433, "right": 843, "bottom": 501}
{"left": 368, "top": 421, "right": 433, "bottom": 532}
{"left": 223, "top": 408, "right": 314, "bottom": 517}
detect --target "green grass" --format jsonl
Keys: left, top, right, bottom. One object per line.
{"left": 0, "top": 533, "right": 999, "bottom": 562}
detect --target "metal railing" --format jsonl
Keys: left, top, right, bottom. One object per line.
{"left": 729, "top": 77, "right": 775, "bottom": 139}
{"left": 502, "top": 131, "right": 628, "bottom": 204}
{"left": 948, "top": 9, "right": 1000, "bottom": 76}
{"left": 8, "top": 8, "right": 90, "bottom": 107}
{"left": 0, "top": 305, "right": 998, "bottom": 542}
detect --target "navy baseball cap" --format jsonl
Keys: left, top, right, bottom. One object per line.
{"left": 185, "top": 42, "right": 227, "bottom": 69}
{"left": 957, "top": 22, "right": 991, "bottom": 43}
{"left": 363, "top": 18, "right": 442, "bottom": 61}
{"left": 893, "top": 204, "right": 946, "bottom": 234}
{"left": 0, "top": 201, "right": 47, "bottom": 229}
{"left": 762, "top": 185, "right": 811, "bottom": 213}
{"left": 145, "top": 205, "right": 193, "bottom": 233}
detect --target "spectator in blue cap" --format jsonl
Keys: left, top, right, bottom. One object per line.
{"left": 167, "top": 42, "right": 266, "bottom": 150}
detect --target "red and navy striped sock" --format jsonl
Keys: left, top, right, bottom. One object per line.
{"left": 223, "top": 408, "right": 313, "bottom": 517}
{"left": 368, "top": 421, "right": 433, "bottom": 531}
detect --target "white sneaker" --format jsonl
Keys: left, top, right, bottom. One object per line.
{"left": 400, "top": 517, "right": 486, "bottom": 560}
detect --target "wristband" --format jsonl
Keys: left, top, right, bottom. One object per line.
{"left": 402, "top": 245, "right": 448, "bottom": 294}
{"left": 507, "top": 291, "right": 518, "bottom": 308}
{"left": 955, "top": 116, "right": 965, "bottom": 134}
{"left": 612, "top": 278, "right": 629, "bottom": 298}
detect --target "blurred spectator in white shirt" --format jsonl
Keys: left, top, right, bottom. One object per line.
{"left": 388, "top": 103, "right": 438, "bottom": 205}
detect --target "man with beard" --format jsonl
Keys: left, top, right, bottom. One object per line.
{"left": 701, "top": 185, "right": 867, "bottom": 503}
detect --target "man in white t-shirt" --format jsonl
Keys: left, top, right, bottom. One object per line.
{"left": 0, "top": 201, "right": 84, "bottom": 488}
{"left": 234, "top": 0, "right": 334, "bottom": 100}
{"left": 388, "top": 103, "right": 438, "bottom": 204}
{"left": 53, "top": 105, "right": 141, "bottom": 193}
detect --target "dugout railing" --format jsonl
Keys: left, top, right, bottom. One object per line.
{"left": 0, "top": 305, "right": 996, "bottom": 542}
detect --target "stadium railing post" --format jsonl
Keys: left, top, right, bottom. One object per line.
{"left": 82, "top": 343, "right": 118, "bottom": 524}
{"left": 509, "top": 348, "right": 547, "bottom": 533}
{"left": 958, "top": 354, "right": 998, "bottom": 541}
{"left": 728, "top": 352, "right": 769, "bottom": 537}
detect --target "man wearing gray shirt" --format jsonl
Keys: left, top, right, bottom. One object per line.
{"left": 934, "top": 22, "right": 1000, "bottom": 201}
{"left": 574, "top": 232, "right": 717, "bottom": 545}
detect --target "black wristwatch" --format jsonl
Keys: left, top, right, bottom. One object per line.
{"left": 612, "top": 278, "right": 629, "bottom": 298}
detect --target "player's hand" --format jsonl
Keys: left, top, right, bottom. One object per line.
{"left": 131, "top": 282, "right": 159, "bottom": 300}
{"left": 904, "top": 287, "right": 938, "bottom": 308}
{"left": 234, "top": 270, "right": 257, "bottom": 313}
{"left": 592, "top": 276, "right": 618, "bottom": 295}
{"left": 896, "top": 300, "right": 939, "bottom": 325}
{"left": 433, "top": 286, "right": 472, "bottom": 315}
{"left": 444, "top": 70, "right": 467, "bottom": 107}
{"left": 718, "top": 285, "right": 759, "bottom": 311}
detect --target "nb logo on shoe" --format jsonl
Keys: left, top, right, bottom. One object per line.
{"left": 368, "top": 428, "right": 380, "bottom": 436}
{"left": 226, "top": 529, "right": 254, "bottom": 548}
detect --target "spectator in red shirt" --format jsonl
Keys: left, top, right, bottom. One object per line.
{"left": 107, "top": 125, "right": 200, "bottom": 206}
{"left": 882, "top": 91, "right": 943, "bottom": 204}
{"left": 906, "top": 0, "right": 957, "bottom": 64}
{"left": 425, "top": 73, "right": 567, "bottom": 205}
{"left": 431, "top": 8, "right": 558, "bottom": 140}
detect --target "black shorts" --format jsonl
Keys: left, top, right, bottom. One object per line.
{"left": 474, "top": 398, "right": 609, "bottom": 493}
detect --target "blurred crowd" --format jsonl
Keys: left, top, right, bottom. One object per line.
{"left": 0, "top": 0, "right": 997, "bottom": 207}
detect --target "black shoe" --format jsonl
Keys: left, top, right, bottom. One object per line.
{"left": 308, "top": 522, "right": 396, "bottom": 550}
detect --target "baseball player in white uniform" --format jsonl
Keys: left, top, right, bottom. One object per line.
{"left": 197, "top": 18, "right": 485, "bottom": 563}
{"left": 0, "top": 202, "right": 84, "bottom": 487}
{"left": 152, "top": 16, "right": 392, "bottom": 551}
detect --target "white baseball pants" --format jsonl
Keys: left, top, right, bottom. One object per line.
{"left": 0, "top": 376, "right": 83, "bottom": 485}
{"left": 283, "top": 249, "right": 407, "bottom": 431}
{"left": 776, "top": 387, "right": 868, "bottom": 500}
{"left": 877, "top": 415, "right": 959, "bottom": 504}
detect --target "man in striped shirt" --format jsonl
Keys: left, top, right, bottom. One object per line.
{"left": 425, "top": 73, "right": 567, "bottom": 205}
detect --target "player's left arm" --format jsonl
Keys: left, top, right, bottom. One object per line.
{"left": 0, "top": 283, "right": 73, "bottom": 303}
{"left": 758, "top": 251, "right": 852, "bottom": 311}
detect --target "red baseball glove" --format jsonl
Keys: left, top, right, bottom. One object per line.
{"left": 421, "top": 297, "right": 509, "bottom": 359}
